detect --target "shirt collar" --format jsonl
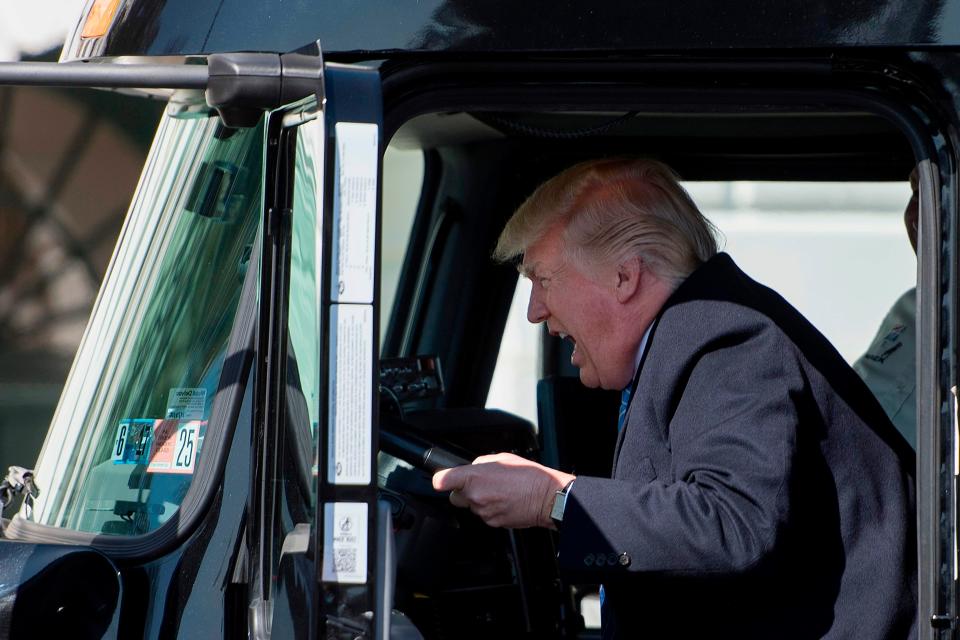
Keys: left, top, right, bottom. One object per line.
{"left": 630, "top": 323, "right": 654, "bottom": 387}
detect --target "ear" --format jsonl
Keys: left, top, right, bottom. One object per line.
{"left": 614, "top": 256, "right": 642, "bottom": 303}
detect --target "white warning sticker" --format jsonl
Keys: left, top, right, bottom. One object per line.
{"left": 331, "top": 121, "right": 378, "bottom": 304}
{"left": 165, "top": 387, "right": 206, "bottom": 420}
{"left": 321, "top": 502, "right": 368, "bottom": 584}
{"left": 327, "top": 304, "right": 373, "bottom": 485}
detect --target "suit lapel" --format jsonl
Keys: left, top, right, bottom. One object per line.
{"left": 611, "top": 314, "right": 661, "bottom": 474}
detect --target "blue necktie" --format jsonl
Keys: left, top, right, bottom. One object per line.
{"left": 603, "top": 387, "right": 633, "bottom": 613}
{"left": 617, "top": 386, "right": 632, "bottom": 431}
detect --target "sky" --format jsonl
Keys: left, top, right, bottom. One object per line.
{"left": 0, "top": 0, "right": 77, "bottom": 61}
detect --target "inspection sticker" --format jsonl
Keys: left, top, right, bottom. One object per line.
{"left": 112, "top": 419, "right": 155, "bottom": 465}
{"left": 165, "top": 387, "right": 206, "bottom": 420}
{"left": 331, "top": 121, "right": 378, "bottom": 304}
{"left": 146, "top": 419, "right": 203, "bottom": 474}
{"left": 327, "top": 304, "right": 373, "bottom": 485}
{"left": 321, "top": 502, "right": 368, "bottom": 584}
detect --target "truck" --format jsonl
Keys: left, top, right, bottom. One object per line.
{"left": 0, "top": 0, "right": 956, "bottom": 638}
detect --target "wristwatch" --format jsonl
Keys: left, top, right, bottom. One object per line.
{"left": 550, "top": 479, "right": 575, "bottom": 529}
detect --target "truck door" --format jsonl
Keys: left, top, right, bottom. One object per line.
{"left": 245, "top": 58, "right": 388, "bottom": 639}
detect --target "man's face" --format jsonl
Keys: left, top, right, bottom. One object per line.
{"left": 521, "top": 225, "right": 632, "bottom": 389}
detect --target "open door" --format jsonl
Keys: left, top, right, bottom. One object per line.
{"left": 248, "top": 53, "right": 388, "bottom": 639}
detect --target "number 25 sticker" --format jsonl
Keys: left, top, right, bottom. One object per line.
{"left": 174, "top": 425, "right": 197, "bottom": 470}
{"left": 147, "top": 420, "right": 201, "bottom": 474}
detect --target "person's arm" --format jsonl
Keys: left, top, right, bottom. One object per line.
{"left": 433, "top": 328, "right": 803, "bottom": 579}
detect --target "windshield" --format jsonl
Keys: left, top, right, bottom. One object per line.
{"left": 23, "top": 109, "right": 264, "bottom": 536}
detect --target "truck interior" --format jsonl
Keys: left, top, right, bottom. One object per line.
{"left": 372, "top": 80, "right": 919, "bottom": 637}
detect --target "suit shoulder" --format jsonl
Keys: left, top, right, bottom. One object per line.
{"left": 657, "top": 253, "right": 836, "bottom": 363}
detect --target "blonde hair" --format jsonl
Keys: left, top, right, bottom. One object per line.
{"left": 494, "top": 158, "right": 718, "bottom": 283}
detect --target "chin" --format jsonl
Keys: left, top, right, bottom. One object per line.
{"left": 578, "top": 370, "right": 602, "bottom": 389}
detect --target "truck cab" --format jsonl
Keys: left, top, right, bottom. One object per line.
{"left": 0, "top": 1, "right": 957, "bottom": 638}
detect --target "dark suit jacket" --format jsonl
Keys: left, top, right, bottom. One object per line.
{"left": 557, "top": 253, "right": 917, "bottom": 639}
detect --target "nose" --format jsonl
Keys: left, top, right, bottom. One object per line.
{"left": 527, "top": 284, "right": 548, "bottom": 324}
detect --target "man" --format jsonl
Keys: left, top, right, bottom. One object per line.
{"left": 433, "top": 159, "right": 917, "bottom": 638}
{"left": 854, "top": 169, "right": 919, "bottom": 447}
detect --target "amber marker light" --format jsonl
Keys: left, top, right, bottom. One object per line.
{"left": 81, "top": 0, "right": 123, "bottom": 39}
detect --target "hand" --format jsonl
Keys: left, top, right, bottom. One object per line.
{"left": 432, "top": 452, "right": 575, "bottom": 529}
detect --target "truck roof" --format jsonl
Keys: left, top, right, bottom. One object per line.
{"left": 62, "top": 0, "right": 960, "bottom": 62}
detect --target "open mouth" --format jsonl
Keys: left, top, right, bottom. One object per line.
{"left": 556, "top": 332, "right": 578, "bottom": 360}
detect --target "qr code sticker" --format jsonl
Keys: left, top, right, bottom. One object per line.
{"left": 334, "top": 548, "right": 357, "bottom": 573}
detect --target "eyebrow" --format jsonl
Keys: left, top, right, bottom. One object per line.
{"left": 517, "top": 260, "right": 536, "bottom": 279}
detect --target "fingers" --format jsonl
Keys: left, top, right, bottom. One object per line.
{"left": 449, "top": 489, "right": 469, "bottom": 508}
{"left": 434, "top": 465, "right": 483, "bottom": 512}
{"left": 432, "top": 466, "right": 461, "bottom": 492}
{"left": 436, "top": 466, "right": 478, "bottom": 510}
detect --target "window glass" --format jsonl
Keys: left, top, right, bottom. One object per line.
{"left": 253, "top": 107, "right": 323, "bottom": 622}
{"left": 0, "top": 87, "right": 160, "bottom": 481}
{"left": 282, "top": 114, "right": 323, "bottom": 522}
{"left": 287, "top": 116, "right": 322, "bottom": 466}
{"left": 380, "top": 145, "right": 424, "bottom": 343}
{"left": 685, "top": 181, "right": 916, "bottom": 363}
{"left": 26, "top": 111, "right": 264, "bottom": 535}
{"left": 486, "top": 277, "right": 540, "bottom": 426}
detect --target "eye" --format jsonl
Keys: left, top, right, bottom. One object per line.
{"left": 538, "top": 277, "right": 551, "bottom": 289}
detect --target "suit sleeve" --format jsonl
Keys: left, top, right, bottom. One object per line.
{"left": 557, "top": 327, "right": 802, "bottom": 579}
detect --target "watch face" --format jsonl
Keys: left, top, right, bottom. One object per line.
{"left": 551, "top": 498, "right": 564, "bottom": 521}
{"left": 551, "top": 484, "right": 570, "bottom": 522}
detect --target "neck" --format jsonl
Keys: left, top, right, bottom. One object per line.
{"left": 611, "top": 273, "right": 674, "bottom": 388}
